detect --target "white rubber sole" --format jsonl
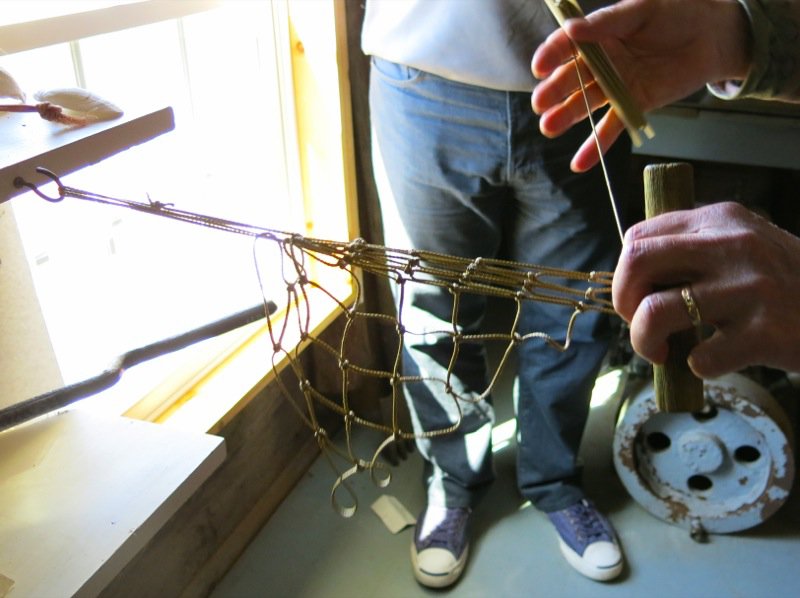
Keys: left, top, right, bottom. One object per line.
{"left": 410, "top": 542, "right": 469, "bottom": 588}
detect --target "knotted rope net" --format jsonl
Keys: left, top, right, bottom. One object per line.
{"left": 24, "top": 174, "right": 617, "bottom": 516}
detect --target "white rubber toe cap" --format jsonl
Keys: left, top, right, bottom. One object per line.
{"left": 558, "top": 538, "right": 623, "bottom": 582}
{"left": 411, "top": 544, "right": 469, "bottom": 588}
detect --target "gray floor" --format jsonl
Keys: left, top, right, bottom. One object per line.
{"left": 212, "top": 364, "right": 800, "bottom": 598}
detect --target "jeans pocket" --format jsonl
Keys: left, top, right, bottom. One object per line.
{"left": 370, "top": 56, "right": 423, "bottom": 86}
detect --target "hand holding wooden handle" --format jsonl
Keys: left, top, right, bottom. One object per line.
{"left": 643, "top": 162, "right": 705, "bottom": 412}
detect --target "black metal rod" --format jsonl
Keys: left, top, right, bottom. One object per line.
{"left": 0, "top": 301, "right": 276, "bottom": 433}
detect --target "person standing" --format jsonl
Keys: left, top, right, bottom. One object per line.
{"left": 362, "top": 0, "right": 631, "bottom": 587}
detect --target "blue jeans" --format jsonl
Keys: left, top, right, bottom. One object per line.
{"left": 369, "top": 57, "right": 628, "bottom": 512}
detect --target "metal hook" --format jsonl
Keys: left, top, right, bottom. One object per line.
{"left": 13, "top": 167, "right": 66, "bottom": 202}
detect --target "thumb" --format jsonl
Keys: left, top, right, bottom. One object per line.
{"left": 687, "top": 330, "right": 750, "bottom": 380}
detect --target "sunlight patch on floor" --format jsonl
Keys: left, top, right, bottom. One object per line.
{"left": 491, "top": 418, "right": 517, "bottom": 453}
{"left": 591, "top": 368, "right": 624, "bottom": 409}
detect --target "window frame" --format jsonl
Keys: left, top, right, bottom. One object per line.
{"left": 0, "top": 0, "right": 361, "bottom": 432}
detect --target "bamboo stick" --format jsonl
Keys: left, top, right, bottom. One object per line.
{"left": 643, "top": 162, "right": 705, "bottom": 412}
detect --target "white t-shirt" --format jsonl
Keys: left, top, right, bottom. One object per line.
{"left": 361, "top": 0, "right": 608, "bottom": 92}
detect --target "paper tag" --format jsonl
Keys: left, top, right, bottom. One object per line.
{"left": 371, "top": 494, "right": 417, "bottom": 534}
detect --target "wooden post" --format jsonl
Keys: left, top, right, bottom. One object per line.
{"left": 643, "top": 162, "right": 705, "bottom": 412}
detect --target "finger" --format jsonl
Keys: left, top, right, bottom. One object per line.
{"left": 627, "top": 286, "right": 693, "bottom": 365}
{"left": 538, "top": 81, "right": 607, "bottom": 136}
{"left": 532, "top": 28, "right": 581, "bottom": 79}
{"left": 624, "top": 203, "right": 753, "bottom": 243}
{"left": 532, "top": 58, "right": 597, "bottom": 115}
{"left": 533, "top": 0, "right": 648, "bottom": 77}
{"left": 689, "top": 327, "right": 751, "bottom": 379}
{"left": 613, "top": 232, "right": 721, "bottom": 320}
{"left": 569, "top": 108, "right": 625, "bottom": 172}
{"left": 623, "top": 209, "right": 702, "bottom": 242}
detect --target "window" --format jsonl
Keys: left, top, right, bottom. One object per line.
{"left": 0, "top": 1, "right": 358, "bottom": 427}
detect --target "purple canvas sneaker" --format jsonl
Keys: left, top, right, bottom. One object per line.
{"left": 547, "top": 499, "right": 623, "bottom": 581}
{"left": 410, "top": 506, "right": 470, "bottom": 588}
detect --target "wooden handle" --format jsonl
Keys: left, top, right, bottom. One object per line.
{"left": 643, "top": 163, "right": 705, "bottom": 412}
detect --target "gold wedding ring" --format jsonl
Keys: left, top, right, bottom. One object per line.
{"left": 681, "top": 286, "right": 703, "bottom": 329}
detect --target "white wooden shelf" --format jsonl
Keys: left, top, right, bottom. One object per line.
{"left": 0, "top": 410, "right": 225, "bottom": 597}
{"left": 0, "top": 105, "right": 175, "bottom": 204}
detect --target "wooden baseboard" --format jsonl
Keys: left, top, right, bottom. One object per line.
{"left": 180, "top": 433, "right": 321, "bottom": 598}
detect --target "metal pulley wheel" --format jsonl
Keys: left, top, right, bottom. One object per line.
{"left": 614, "top": 372, "right": 795, "bottom": 535}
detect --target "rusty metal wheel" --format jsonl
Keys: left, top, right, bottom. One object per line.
{"left": 613, "top": 372, "right": 795, "bottom": 535}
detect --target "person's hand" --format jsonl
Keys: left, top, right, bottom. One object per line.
{"left": 612, "top": 202, "right": 800, "bottom": 378}
{"left": 531, "top": 0, "right": 752, "bottom": 172}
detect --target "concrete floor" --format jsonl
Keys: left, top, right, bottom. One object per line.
{"left": 212, "top": 364, "right": 800, "bottom": 598}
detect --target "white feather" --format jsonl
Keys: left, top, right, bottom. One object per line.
{"left": 0, "top": 66, "right": 26, "bottom": 102}
{"left": 34, "top": 87, "right": 123, "bottom": 120}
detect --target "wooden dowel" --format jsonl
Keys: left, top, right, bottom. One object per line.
{"left": 643, "top": 162, "right": 705, "bottom": 412}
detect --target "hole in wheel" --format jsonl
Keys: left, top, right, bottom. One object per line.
{"left": 734, "top": 445, "right": 761, "bottom": 463}
{"left": 693, "top": 404, "right": 718, "bottom": 422}
{"left": 645, "top": 431, "right": 671, "bottom": 452}
{"left": 687, "top": 475, "right": 713, "bottom": 492}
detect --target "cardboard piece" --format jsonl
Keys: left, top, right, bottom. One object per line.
{"left": 371, "top": 494, "right": 416, "bottom": 534}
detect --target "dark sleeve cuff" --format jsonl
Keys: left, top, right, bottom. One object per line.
{"left": 708, "top": 0, "right": 800, "bottom": 101}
